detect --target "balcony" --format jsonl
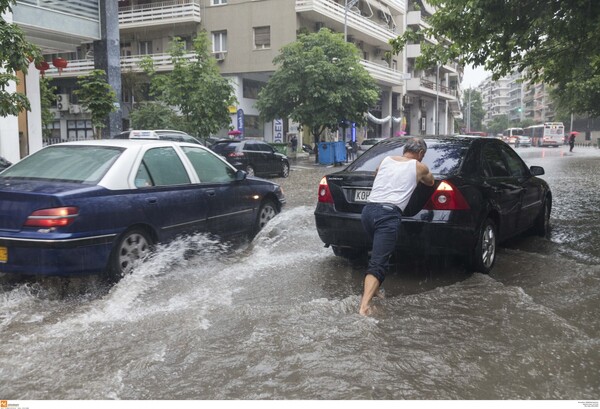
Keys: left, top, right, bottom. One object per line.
{"left": 119, "top": 0, "right": 201, "bottom": 30}
{"left": 295, "top": 0, "right": 399, "bottom": 47}
{"left": 360, "top": 59, "right": 405, "bottom": 87}
{"left": 406, "top": 77, "right": 458, "bottom": 100}
{"left": 44, "top": 52, "right": 197, "bottom": 78}
{"left": 14, "top": 0, "right": 101, "bottom": 53}
{"left": 406, "top": 10, "right": 430, "bottom": 30}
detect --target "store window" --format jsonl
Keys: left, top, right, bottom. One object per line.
{"left": 67, "top": 120, "right": 94, "bottom": 140}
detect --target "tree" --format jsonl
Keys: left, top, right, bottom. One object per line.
{"left": 486, "top": 115, "right": 509, "bottom": 136}
{"left": 390, "top": 0, "right": 600, "bottom": 116}
{"left": 74, "top": 69, "right": 118, "bottom": 138}
{"left": 39, "top": 76, "right": 57, "bottom": 138}
{"left": 0, "top": 0, "right": 40, "bottom": 117}
{"left": 461, "top": 89, "right": 484, "bottom": 132}
{"left": 256, "top": 28, "right": 380, "bottom": 160}
{"left": 141, "top": 33, "right": 236, "bottom": 137}
{"left": 129, "top": 102, "right": 182, "bottom": 130}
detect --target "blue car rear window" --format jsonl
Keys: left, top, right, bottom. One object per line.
{"left": 348, "top": 139, "right": 468, "bottom": 176}
{"left": 0, "top": 145, "right": 124, "bottom": 184}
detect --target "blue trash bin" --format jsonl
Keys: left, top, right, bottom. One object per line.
{"left": 318, "top": 142, "right": 335, "bottom": 165}
{"left": 332, "top": 141, "right": 347, "bottom": 164}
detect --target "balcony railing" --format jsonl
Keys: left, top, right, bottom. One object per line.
{"left": 119, "top": 0, "right": 201, "bottom": 28}
{"left": 44, "top": 52, "right": 197, "bottom": 78}
{"left": 406, "top": 77, "right": 458, "bottom": 100}
{"left": 295, "top": 0, "right": 398, "bottom": 46}
{"left": 360, "top": 59, "right": 404, "bottom": 86}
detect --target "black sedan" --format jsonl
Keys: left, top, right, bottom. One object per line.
{"left": 211, "top": 139, "right": 290, "bottom": 178}
{"left": 314, "top": 136, "right": 552, "bottom": 273}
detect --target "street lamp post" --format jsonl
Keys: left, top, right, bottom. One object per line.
{"left": 344, "top": 0, "right": 359, "bottom": 41}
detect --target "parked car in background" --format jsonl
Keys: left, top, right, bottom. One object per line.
{"left": 114, "top": 129, "right": 204, "bottom": 145}
{"left": 0, "top": 156, "right": 11, "bottom": 171}
{"left": 314, "top": 136, "right": 551, "bottom": 274}
{"left": 0, "top": 140, "right": 285, "bottom": 280}
{"left": 515, "top": 135, "right": 531, "bottom": 148}
{"left": 211, "top": 139, "right": 290, "bottom": 178}
{"left": 357, "top": 138, "right": 385, "bottom": 155}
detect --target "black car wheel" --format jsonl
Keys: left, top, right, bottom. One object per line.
{"left": 533, "top": 198, "right": 551, "bottom": 237}
{"left": 280, "top": 162, "right": 290, "bottom": 178}
{"left": 467, "top": 218, "right": 497, "bottom": 274}
{"left": 107, "top": 228, "right": 153, "bottom": 281}
{"left": 332, "top": 245, "right": 367, "bottom": 260}
{"left": 253, "top": 200, "right": 278, "bottom": 236}
{"left": 245, "top": 165, "right": 255, "bottom": 177}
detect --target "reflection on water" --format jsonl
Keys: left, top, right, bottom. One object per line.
{"left": 0, "top": 149, "right": 599, "bottom": 399}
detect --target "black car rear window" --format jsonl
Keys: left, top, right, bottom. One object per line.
{"left": 211, "top": 142, "right": 240, "bottom": 155}
{"left": 348, "top": 139, "right": 468, "bottom": 176}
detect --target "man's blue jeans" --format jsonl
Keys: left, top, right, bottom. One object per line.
{"left": 361, "top": 203, "right": 402, "bottom": 284}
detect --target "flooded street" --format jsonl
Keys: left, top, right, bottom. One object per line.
{"left": 1, "top": 145, "right": 599, "bottom": 400}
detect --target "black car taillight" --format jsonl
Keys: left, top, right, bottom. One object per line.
{"left": 423, "top": 181, "right": 470, "bottom": 210}
{"left": 24, "top": 207, "right": 79, "bottom": 228}
{"left": 227, "top": 152, "right": 245, "bottom": 158}
{"left": 318, "top": 177, "right": 334, "bottom": 204}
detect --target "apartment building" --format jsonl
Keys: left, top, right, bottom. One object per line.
{"left": 0, "top": 0, "right": 103, "bottom": 162}
{"left": 480, "top": 69, "right": 557, "bottom": 128}
{"left": 41, "top": 0, "right": 408, "bottom": 144}
{"left": 403, "top": 0, "right": 462, "bottom": 135}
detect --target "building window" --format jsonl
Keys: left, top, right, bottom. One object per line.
{"left": 243, "top": 79, "right": 266, "bottom": 99}
{"left": 243, "top": 115, "right": 263, "bottom": 139}
{"left": 67, "top": 120, "right": 94, "bottom": 140}
{"left": 212, "top": 0, "right": 227, "bottom": 5}
{"left": 254, "top": 26, "right": 270, "bottom": 49}
{"left": 212, "top": 31, "right": 227, "bottom": 52}
{"left": 139, "top": 41, "right": 153, "bottom": 55}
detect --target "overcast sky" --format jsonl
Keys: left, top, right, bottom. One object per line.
{"left": 461, "top": 65, "right": 489, "bottom": 89}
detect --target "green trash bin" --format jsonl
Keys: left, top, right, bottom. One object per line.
{"left": 269, "top": 143, "right": 288, "bottom": 156}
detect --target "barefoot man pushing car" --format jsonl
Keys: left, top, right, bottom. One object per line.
{"left": 359, "top": 137, "right": 435, "bottom": 316}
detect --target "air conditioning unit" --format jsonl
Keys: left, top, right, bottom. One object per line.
{"left": 69, "top": 104, "right": 81, "bottom": 114}
{"left": 213, "top": 52, "right": 225, "bottom": 62}
{"left": 56, "top": 94, "right": 69, "bottom": 111}
{"left": 403, "top": 95, "right": 413, "bottom": 105}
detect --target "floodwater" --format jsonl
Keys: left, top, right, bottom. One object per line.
{"left": 1, "top": 145, "right": 598, "bottom": 400}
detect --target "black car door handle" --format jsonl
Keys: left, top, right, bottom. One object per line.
{"left": 146, "top": 197, "right": 158, "bottom": 204}
{"left": 206, "top": 190, "right": 216, "bottom": 197}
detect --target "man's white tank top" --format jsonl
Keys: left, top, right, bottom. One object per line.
{"left": 367, "top": 156, "right": 418, "bottom": 212}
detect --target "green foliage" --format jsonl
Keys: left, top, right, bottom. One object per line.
{"left": 256, "top": 28, "right": 380, "bottom": 144}
{"left": 142, "top": 33, "right": 236, "bottom": 137}
{"left": 129, "top": 102, "right": 182, "bottom": 130}
{"left": 461, "top": 89, "right": 484, "bottom": 131}
{"left": 0, "top": 0, "right": 41, "bottom": 117}
{"left": 389, "top": 0, "right": 600, "bottom": 116}
{"left": 39, "top": 76, "right": 56, "bottom": 138}
{"left": 486, "top": 115, "right": 510, "bottom": 136}
{"left": 74, "top": 69, "right": 118, "bottom": 137}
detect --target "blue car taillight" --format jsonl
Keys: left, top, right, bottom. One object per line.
{"left": 24, "top": 207, "right": 79, "bottom": 228}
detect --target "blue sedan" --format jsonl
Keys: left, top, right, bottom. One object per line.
{"left": 0, "top": 140, "right": 285, "bottom": 280}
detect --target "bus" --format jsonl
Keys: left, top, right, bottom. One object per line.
{"left": 502, "top": 127, "right": 524, "bottom": 145}
{"left": 523, "top": 122, "right": 564, "bottom": 147}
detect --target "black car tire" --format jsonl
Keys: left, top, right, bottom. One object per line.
{"left": 533, "top": 198, "right": 551, "bottom": 237}
{"left": 252, "top": 200, "right": 278, "bottom": 237}
{"left": 466, "top": 218, "right": 497, "bottom": 274}
{"left": 245, "top": 165, "right": 255, "bottom": 177}
{"left": 280, "top": 162, "right": 290, "bottom": 178}
{"left": 332, "top": 245, "right": 367, "bottom": 260}
{"left": 107, "top": 228, "right": 153, "bottom": 281}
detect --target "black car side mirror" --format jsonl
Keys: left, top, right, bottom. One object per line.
{"left": 236, "top": 169, "right": 247, "bottom": 181}
{"left": 530, "top": 165, "right": 545, "bottom": 176}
